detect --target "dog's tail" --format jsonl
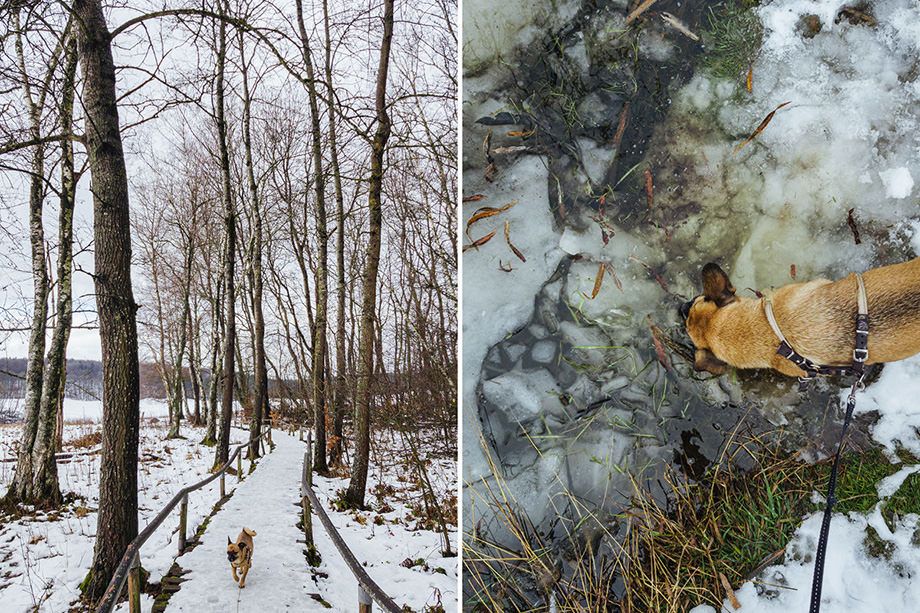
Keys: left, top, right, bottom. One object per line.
{"left": 243, "top": 528, "right": 257, "bottom": 536}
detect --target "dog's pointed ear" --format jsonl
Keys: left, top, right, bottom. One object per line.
{"left": 228, "top": 536, "right": 232, "bottom": 545}
{"left": 701, "top": 262, "right": 736, "bottom": 307}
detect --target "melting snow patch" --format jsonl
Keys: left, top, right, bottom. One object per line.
{"left": 849, "top": 353, "right": 920, "bottom": 458}
{"left": 879, "top": 167, "right": 914, "bottom": 199}
{"left": 693, "top": 511, "right": 920, "bottom": 612}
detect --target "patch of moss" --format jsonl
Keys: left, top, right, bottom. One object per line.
{"left": 701, "top": 0, "right": 764, "bottom": 81}
{"left": 884, "top": 470, "right": 920, "bottom": 519}
{"left": 863, "top": 524, "right": 895, "bottom": 560}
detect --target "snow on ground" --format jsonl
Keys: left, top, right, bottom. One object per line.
{"left": 167, "top": 430, "right": 457, "bottom": 612}
{"left": 0, "top": 406, "right": 246, "bottom": 613}
{"left": 310, "top": 434, "right": 458, "bottom": 612}
{"left": 688, "top": 354, "right": 920, "bottom": 612}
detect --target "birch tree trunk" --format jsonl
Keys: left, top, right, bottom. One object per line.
{"left": 7, "top": 9, "right": 49, "bottom": 504}
{"left": 294, "top": 0, "right": 330, "bottom": 474}
{"left": 345, "top": 0, "right": 394, "bottom": 508}
{"left": 5, "top": 11, "right": 73, "bottom": 507}
{"left": 215, "top": 2, "right": 237, "bottom": 468}
{"left": 30, "top": 37, "right": 79, "bottom": 506}
{"left": 239, "top": 32, "right": 268, "bottom": 459}
{"left": 321, "top": 0, "right": 348, "bottom": 468}
{"left": 76, "top": 0, "right": 141, "bottom": 599}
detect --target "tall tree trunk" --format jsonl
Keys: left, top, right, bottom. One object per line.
{"left": 166, "top": 198, "right": 197, "bottom": 439}
{"left": 344, "top": 0, "right": 394, "bottom": 508}
{"left": 30, "top": 37, "right": 79, "bottom": 505}
{"left": 6, "top": 9, "right": 49, "bottom": 505}
{"left": 215, "top": 3, "right": 237, "bottom": 469}
{"left": 239, "top": 32, "right": 268, "bottom": 459}
{"left": 294, "top": 0, "right": 329, "bottom": 474}
{"left": 322, "top": 0, "right": 348, "bottom": 468}
{"left": 188, "top": 312, "right": 202, "bottom": 426}
{"left": 6, "top": 11, "right": 74, "bottom": 507}
{"left": 76, "top": 0, "right": 141, "bottom": 599}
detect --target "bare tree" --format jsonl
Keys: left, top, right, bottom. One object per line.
{"left": 345, "top": 0, "right": 395, "bottom": 508}
{"left": 75, "top": 0, "right": 141, "bottom": 599}
{"left": 215, "top": 0, "right": 238, "bottom": 469}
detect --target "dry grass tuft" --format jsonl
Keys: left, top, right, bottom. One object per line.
{"left": 464, "top": 428, "right": 904, "bottom": 612}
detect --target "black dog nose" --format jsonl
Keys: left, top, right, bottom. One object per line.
{"left": 679, "top": 300, "right": 693, "bottom": 321}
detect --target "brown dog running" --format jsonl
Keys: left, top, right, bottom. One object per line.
{"left": 227, "top": 528, "right": 257, "bottom": 588}
{"left": 681, "top": 258, "right": 920, "bottom": 377}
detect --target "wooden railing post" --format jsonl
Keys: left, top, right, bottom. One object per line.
{"left": 299, "top": 425, "right": 304, "bottom": 441}
{"left": 220, "top": 470, "right": 226, "bottom": 498}
{"left": 301, "top": 431, "right": 314, "bottom": 559}
{"left": 178, "top": 493, "right": 188, "bottom": 553}
{"left": 127, "top": 551, "right": 141, "bottom": 613}
{"left": 237, "top": 451, "right": 242, "bottom": 481}
{"left": 359, "top": 585, "right": 372, "bottom": 613}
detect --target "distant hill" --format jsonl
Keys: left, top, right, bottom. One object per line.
{"left": 0, "top": 358, "right": 301, "bottom": 401}
{"left": 0, "top": 358, "right": 165, "bottom": 400}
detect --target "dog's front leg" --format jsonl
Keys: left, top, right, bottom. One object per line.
{"left": 231, "top": 564, "right": 239, "bottom": 583}
{"left": 239, "top": 564, "right": 249, "bottom": 588}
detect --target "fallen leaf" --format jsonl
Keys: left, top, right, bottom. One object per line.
{"left": 463, "top": 194, "right": 486, "bottom": 203}
{"left": 503, "top": 221, "right": 527, "bottom": 263}
{"left": 660, "top": 12, "right": 699, "bottom": 41}
{"left": 465, "top": 201, "right": 517, "bottom": 235}
{"left": 647, "top": 316, "right": 672, "bottom": 371}
{"left": 626, "top": 0, "right": 657, "bottom": 24}
{"left": 608, "top": 264, "right": 623, "bottom": 291}
{"left": 734, "top": 101, "right": 792, "bottom": 154}
{"left": 719, "top": 572, "right": 742, "bottom": 610}
{"left": 643, "top": 168, "right": 654, "bottom": 210}
{"left": 746, "top": 66, "right": 753, "bottom": 93}
{"left": 484, "top": 162, "right": 497, "bottom": 183}
{"left": 613, "top": 102, "right": 631, "bottom": 151}
{"left": 492, "top": 145, "right": 530, "bottom": 155}
{"left": 462, "top": 230, "right": 496, "bottom": 252}
{"left": 847, "top": 208, "right": 862, "bottom": 245}
{"left": 555, "top": 176, "right": 566, "bottom": 221}
{"left": 582, "top": 262, "right": 607, "bottom": 300}
{"left": 506, "top": 129, "right": 535, "bottom": 138}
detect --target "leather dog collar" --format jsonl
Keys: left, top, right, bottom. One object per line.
{"left": 762, "top": 272, "right": 869, "bottom": 387}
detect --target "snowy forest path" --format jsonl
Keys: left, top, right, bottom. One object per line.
{"left": 164, "top": 430, "right": 328, "bottom": 611}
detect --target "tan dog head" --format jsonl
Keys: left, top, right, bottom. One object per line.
{"left": 227, "top": 536, "right": 246, "bottom": 565}
{"left": 680, "top": 262, "right": 738, "bottom": 375}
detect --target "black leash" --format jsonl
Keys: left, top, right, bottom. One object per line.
{"left": 764, "top": 275, "right": 869, "bottom": 612}
{"left": 802, "top": 311, "right": 867, "bottom": 613}
{"left": 808, "top": 374, "right": 863, "bottom": 613}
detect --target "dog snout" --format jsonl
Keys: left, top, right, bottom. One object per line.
{"left": 679, "top": 299, "right": 693, "bottom": 321}
{"left": 228, "top": 552, "right": 236, "bottom": 562}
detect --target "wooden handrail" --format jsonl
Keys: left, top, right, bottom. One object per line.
{"left": 94, "top": 422, "right": 273, "bottom": 613}
{"left": 301, "top": 431, "right": 401, "bottom": 613}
